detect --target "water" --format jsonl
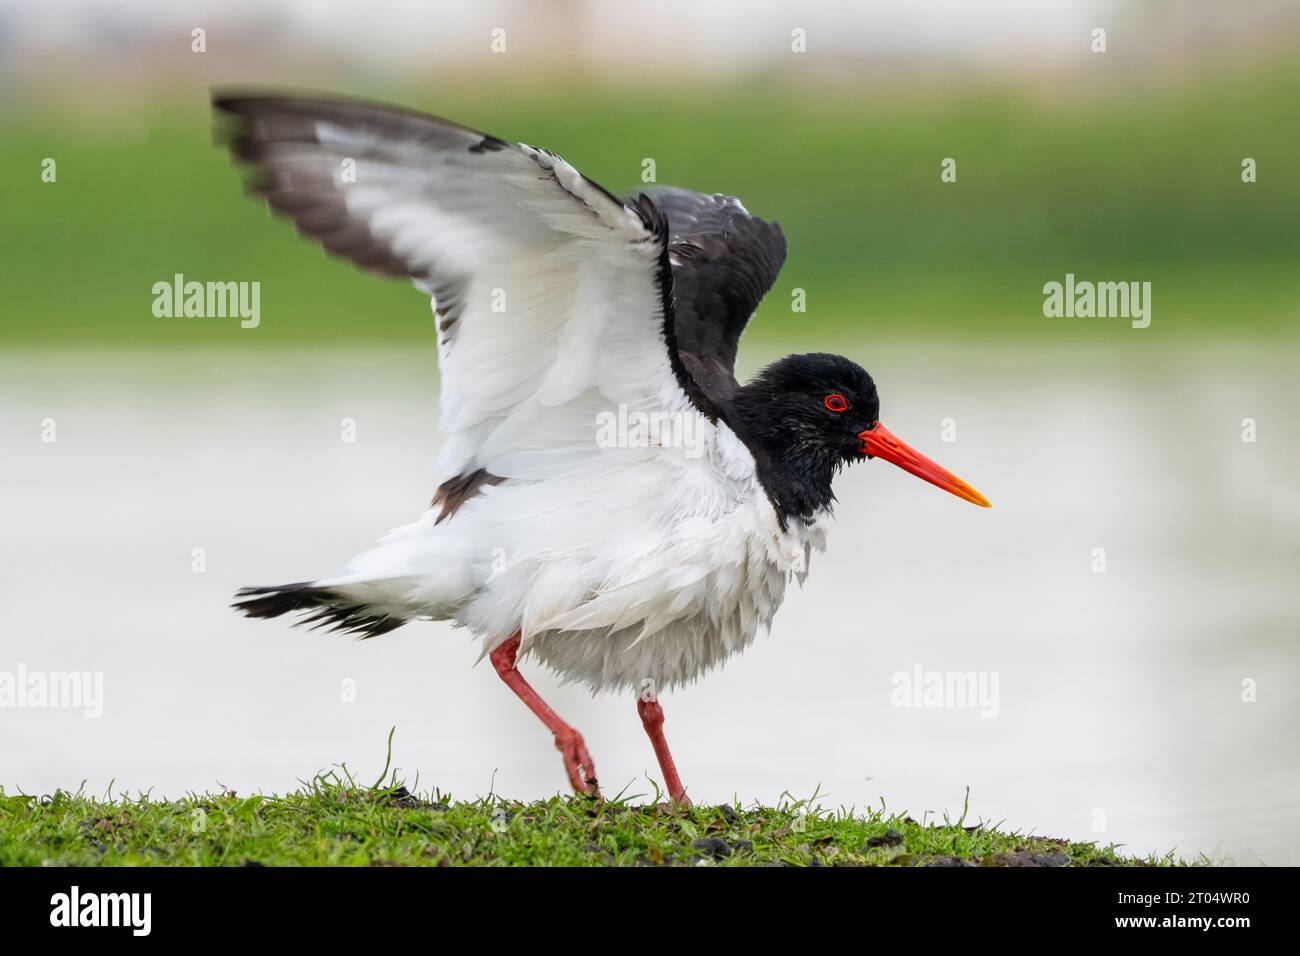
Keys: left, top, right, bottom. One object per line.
{"left": 3, "top": 342, "right": 1297, "bottom": 864}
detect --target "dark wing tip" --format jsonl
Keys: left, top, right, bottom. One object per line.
{"left": 210, "top": 87, "right": 516, "bottom": 151}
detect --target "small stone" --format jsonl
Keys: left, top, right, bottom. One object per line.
{"left": 692, "top": 836, "right": 731, "bottom": 859}
{"left": 865, "top": 828, "right": 904, "bottom": 849}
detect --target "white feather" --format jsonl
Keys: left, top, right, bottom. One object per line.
{"left": 244, "top": 104, "right": 829, "bottom": 693}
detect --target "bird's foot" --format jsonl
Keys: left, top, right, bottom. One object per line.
{"left": 636, "top": 696, "right": 690, "bottom": 806}
{"left": 555, "top": 728, "right": 599, "bottom": 797}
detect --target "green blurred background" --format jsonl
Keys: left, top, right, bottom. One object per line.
{"left": 2, "top": 1, "right": 1297, "bottom": 349}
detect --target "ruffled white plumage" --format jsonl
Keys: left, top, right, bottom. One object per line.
{"left": 220, "top": 96, "right": 822, "bottom": 692}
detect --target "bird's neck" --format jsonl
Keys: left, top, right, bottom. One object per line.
{"left": 730, "top": 395, "right": 838, "bottom": 523}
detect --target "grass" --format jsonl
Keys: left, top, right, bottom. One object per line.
{"left": 0, "top": 748, "right": 1186, "bottom": 867}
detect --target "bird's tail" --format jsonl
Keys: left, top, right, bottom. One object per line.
{"left": 232, "top": 582, "right": 409, "bottom": 638}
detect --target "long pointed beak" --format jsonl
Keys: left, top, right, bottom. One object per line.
{"left": 860, "top": 423, "right": 991, "bottom": 508}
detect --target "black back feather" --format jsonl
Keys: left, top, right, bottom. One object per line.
{"left": 636, "top": 186, "right": 787, "bottom": 406}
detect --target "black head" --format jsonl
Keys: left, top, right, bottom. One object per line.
{"left": 736, "top": 353, "right": 879, "bottom": 465}
{"left": 732, "top": 353, "right": 879, "bottom": 518}
{"left": 732, "top": 352, "right": 989, "bottom": 521}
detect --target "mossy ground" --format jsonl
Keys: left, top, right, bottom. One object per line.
{"left": 0, "top": 770, "right": 1186, "bottom": 867}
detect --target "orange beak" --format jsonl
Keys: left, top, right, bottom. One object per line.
{"left": 860, "top": 423, "right": 991, "bottom": 508}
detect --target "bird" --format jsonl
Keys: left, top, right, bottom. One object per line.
{"left": 214, "top": 91, "right": 990, "bottom": 805}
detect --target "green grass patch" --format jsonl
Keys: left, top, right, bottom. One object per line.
{"left": 0, "top": 770, "right": 1187, "bottom": 867}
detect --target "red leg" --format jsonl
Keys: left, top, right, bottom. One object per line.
{"left": 637, "top": 680, "right": 690, "bottom": 805}
{"left": 490, "top": 633, "right": 599, "bottom": 797}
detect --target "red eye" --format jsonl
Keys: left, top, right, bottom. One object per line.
{"left": 823, "top": 393, "right": 849, "bottom": 413}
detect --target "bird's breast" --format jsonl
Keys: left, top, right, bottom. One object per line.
{"left": 509, "top": 494, "right": 829, "bottom": 693}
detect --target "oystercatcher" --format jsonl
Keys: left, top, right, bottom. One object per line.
{"left": 216, "top": 92, "right": 989, "bottom": 804}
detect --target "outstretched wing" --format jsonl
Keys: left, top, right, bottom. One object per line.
{"left": 213, "top": 92, "right": 718, "bottom": 504}
{"left": 638, "top": 186, "right": 787, "bottom": 406}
